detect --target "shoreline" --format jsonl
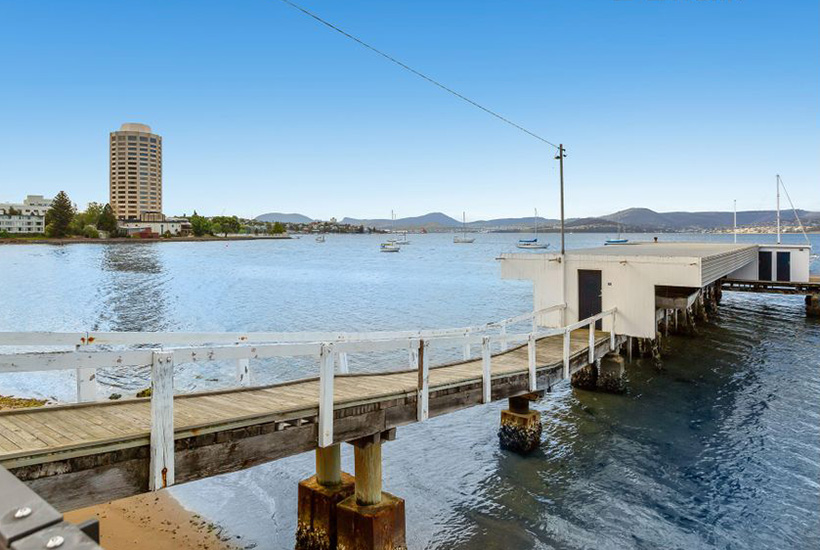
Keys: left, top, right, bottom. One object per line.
{"left": 0, "top": 235, "right": 293, "bottom": 245}
{"left": 64, "top": 490, "right": 241, "bottom": 550}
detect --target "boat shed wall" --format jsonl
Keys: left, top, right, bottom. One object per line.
{"left": 701, "top": 246, "right": 757, "bottom": 285}
{"left": 727, "top": 244, "right": 811, "bottom": 283}
{"left": 501, "top": 252, "right": 703, "bottom": 339}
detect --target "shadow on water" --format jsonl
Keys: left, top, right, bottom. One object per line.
{"left": 426, "top": 293, "right": 820, "bottom": 550}
{"left": 95, "top": 243, "right": 171, "bottom": 332}
{"left": 93, "top": 244, "right": 177, "bottom": 391}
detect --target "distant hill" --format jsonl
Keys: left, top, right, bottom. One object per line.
{"left": 601, "top": 208, "right": 819, "bottom": 230}
{"left": 467, "top": 217, "right": 558, "bottom": 229}
{"left": 341, "top": 212, "right": 460, "bottom": 229}
{"left": 254, "top": 208, "right": 819, "bottom": 231}
{"left": 255, "top": 212, "right": 313, "bottom": 224}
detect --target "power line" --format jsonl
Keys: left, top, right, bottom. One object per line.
{"left": 277, "top": 0, "right": 559, "bottom": 149}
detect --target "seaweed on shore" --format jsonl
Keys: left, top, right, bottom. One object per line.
{"left": 0, "top": 395, "right": 47, "bottom": 410}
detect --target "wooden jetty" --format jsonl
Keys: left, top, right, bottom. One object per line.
{"left": 0, "top": 306, "right": 622, "bottom": 550}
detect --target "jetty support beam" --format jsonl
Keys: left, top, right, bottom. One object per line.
{"left": 296, "top": 444, "right": 355, "bottom": 550}
{"left": 498, "top": 392, "right": 543, "bottom": 454}
{"left": 337, "top": 430, "right": 406, "bottom": 550}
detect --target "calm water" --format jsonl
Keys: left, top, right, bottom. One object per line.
{"left": 1, "top": 233, "right": 818, "bottom": 549}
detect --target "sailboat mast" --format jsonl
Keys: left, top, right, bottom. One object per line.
{"left": 776, "top": 175, "right": 781, "bottom": 244}
{"left": 534, "top": 208, "right": 538, "bottom": 238}
{"left": 733, "top": 199, "right": 737, "bottom": 243}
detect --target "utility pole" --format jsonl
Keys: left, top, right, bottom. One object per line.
{"left": 556, "top": 144, "right": 566, "bottom": 255}
{"left": 733, "top": 199, "right": 737, "bottom": 243}
{"left": 776, "top": 174, "right": 781, "bottom": 244}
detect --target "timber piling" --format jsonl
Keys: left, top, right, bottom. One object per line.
{"left": 498, "top": 393, "right": 543, "bottom": 454}
{"left": 337, "top": 431, "right": 406, "bottom": 550}
{"left": 296, "top": 445, "right": 355, "bottom": 550}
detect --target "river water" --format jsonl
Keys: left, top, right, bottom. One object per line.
{"left": 1, "top": 233, "right": 818, "bottom": 549}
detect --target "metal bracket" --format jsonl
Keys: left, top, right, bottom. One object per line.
{"left": 0, "top": 467, "right": 102, "bottom": 550}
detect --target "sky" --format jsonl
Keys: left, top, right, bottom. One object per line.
{"left": 0, "top": 0, "right": 817, "bottom": 221}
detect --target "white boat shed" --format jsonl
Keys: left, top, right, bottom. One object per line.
{"left": 501, "top": 242, "right": 811, "bottom": 339}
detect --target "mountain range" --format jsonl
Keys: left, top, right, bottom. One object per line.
{"left": 255, "top": 208, "right": 820, "bottom": 231}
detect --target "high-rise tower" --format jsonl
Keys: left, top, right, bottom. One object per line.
{"left": 109, "top": 123, "right": 162, "bottom": 220}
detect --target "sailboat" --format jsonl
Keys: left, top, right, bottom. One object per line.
{"left": 517, "top": 209, "right": 549, "bottom": 249}
{"left": 605, "top": 222, "right": 628, "bottom": 245}
{"left": 453, "top": 212, "right": 475, "bottom": 244}
{"left": 394, "top": 231, "right": 410, "bottom": 245}
{"left": 381, "top": 210, "right": 401, "bottom": 253}
{"left": 315, "top": 234, "right": 326, "bottom": 243}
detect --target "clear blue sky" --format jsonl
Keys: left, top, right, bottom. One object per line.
{"left": 0, "top": 0, "right": 817, "bottom": 220}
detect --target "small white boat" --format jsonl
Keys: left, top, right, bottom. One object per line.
{"left": 516, "top": 239, "right": 549, "bottom": 249}
{"left": 394, "top": 231, "right": 410, "bottom": 245}
{"left": 517, "top": 208, "right": 549, "bottom": 249}
{"left": 381, "top": 210, "right": 402, "bottom": 252}
{"left": 605, "top": 223, "right": 628, "bottom": 245}
{"left": 315, "top": 234, "right": 325, "bottom": 243}
{"left": 454, "top": 212, "right": 475, "bottom": 244}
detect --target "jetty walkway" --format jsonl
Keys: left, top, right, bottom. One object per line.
{"left": 0, "top": 305, "right": 621, "bottom": 549}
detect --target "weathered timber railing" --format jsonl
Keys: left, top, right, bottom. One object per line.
{"left": 0, "top": 304, "right": 568, "bottom": 403}
{"left": 0, "top": 304, "right": 620, "bottom": 491}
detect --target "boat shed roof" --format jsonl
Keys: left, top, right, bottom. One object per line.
{"left": 564, "top": 242, "right": 758, "bottom": 286}
{"left": 566, "top": 242, "right": 756, "bottom": 259}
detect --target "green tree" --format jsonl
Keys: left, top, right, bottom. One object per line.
{"left": 6, "top": 206, "right": 21, "bottom": 216}
{"left": 269, "top": 221, "right": 286, "bottom": 235}
{"left": 44, "top": 191, "right": 75, "bottom": 238}
{"left": 96, "top": 204, "right": 118, "bottom": 233}
{"left": 189, "top": 211, "right": 212, "bottom": 237}
{"left": 211, "top": 215, "right": 241, "bottom": 237}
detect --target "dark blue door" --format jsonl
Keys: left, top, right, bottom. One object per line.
{"left": 578, "top": 270, "right": 602, "bottom": 330}
{"left": 758, "top": 251, "right": 772, "bottom": 281}
{"left": 776, "top": 252, "right": 790, "bottom": 282}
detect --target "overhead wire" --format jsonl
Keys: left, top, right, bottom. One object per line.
{"left": 777, "top": 176, "right": 811, "bottom": 244}
{"left": 277, "top": 0, "right": 559, "bottom": 150}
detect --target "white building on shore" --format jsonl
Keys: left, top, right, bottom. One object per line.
{"left": 0, "top": 195, "right": 52, "bottom": 234}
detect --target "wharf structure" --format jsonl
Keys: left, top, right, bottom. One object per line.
{"left": 0, "top": 241, "right": 816, "bottom": 549}
{"left": 502, "top": 241, "right": 817, "bottom": 344}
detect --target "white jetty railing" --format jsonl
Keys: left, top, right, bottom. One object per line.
{"left": 0, "top": 304, "right": 618, "bottom": 491}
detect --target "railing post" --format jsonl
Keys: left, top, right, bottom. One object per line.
{"left": 481, "top": 336, "right": 491, "bottom": 403}
{"left": 150, "top": 350, "right": 175, "bottom": 491}
{"left": 76, "top": 366, "right": 97, "bottom": 403}
{"left": 531, "top": 312, "right": 538, "bottom": 334}
{"left": 588, "top": 322, "right": 595, "bottom": 364}
{"left": 408, "top": 341, "right": 418, "bottom": 369}
{"left": 500, "top": 322, "right": 508, "bottom": 352}
{"left": 337, "top": 352, "right": 349, "bottom": 374}
{"left": 76, "top": 332, "right": 97, "bottom": 402}
{"left": 609, "top": 311, "right": 616, "bottom": 351}
{"left": 563, "top": 329, "right": 570, "bottom": 379}
{"left": 416, "top": 339, "right": 429, "bottom": 421}
{"left": 462, "top": 341, "right": 470, "bottom": 361}
{"left": 236, "top": 358, "right": 250, "bottom": 387}
{"left": 318, "top": 343, "right": 335, "bottom": 447}
{"left": 527, "top": 333, "right": 537, "bottom": 392}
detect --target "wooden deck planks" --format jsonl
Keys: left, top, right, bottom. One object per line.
{"left": 0, "top": 331, "right": 612, "bottom": 464}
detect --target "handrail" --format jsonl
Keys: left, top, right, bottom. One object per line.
{"left": 0, "top": 304, "right": 567, "bottom": 348}
{"left": 0, "top": 304, "right": 617, "bottom": 494}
